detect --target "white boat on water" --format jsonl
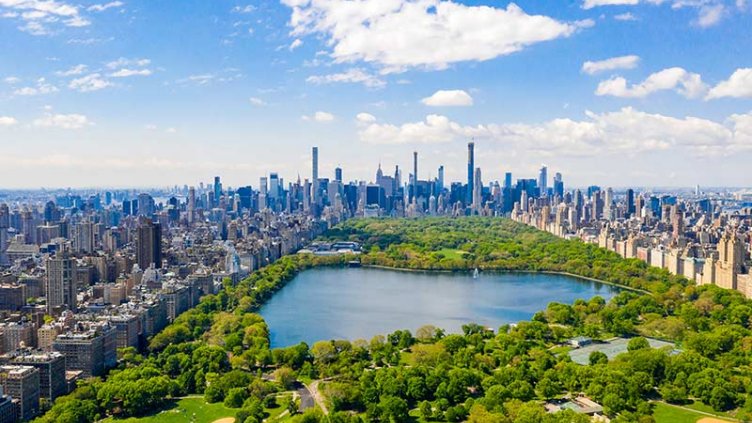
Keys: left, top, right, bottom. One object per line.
{"left": 473, "top": 268, "right": 479, "bottom": 278}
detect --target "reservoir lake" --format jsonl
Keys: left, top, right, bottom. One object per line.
{"left": 260, "top": 267, "right": 621, "bottom": 348}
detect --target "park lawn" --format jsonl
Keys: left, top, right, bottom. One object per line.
{"left": 549, "top": 345, "right": 572, "bottom": 355}
{"left": 399, "top": 351, "right": 414, "bottom": 365}
{"left": 100, "top": 396, "right": 236, "bottom": 423}
{"left": 653, "top": 402, "right": 734, "bottom": 423}
{"left": 266, "top": 394, "right": 293, "bottom": 421}
{"left": 653, "top": 402, "right": 705, "bottom": 423}
{"left": 434, "top": 249, "right": 468, "bottom": 260}
{"left": 684, "top": 400, "right": 736, "bottom": 419}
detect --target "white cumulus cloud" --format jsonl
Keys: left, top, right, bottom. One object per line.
{"left": 706, "top": 68, "right": 752, "bottom": 99}
{"left": 55, "top": 64, "right": 88, "bottom": 76}
{"left": 614, "top": 12, "right": 638, "bottom": 20}
{"left": 68, "top": 73, "right": 112, "bottom": 92}
{"left": 357, "top": 107, "right": 751, "bottom": 156}
{"left": 106, "top": 57, "right": 150, "bottom": 69}
{"left": 583, "top": 0, "right": 640, "bottom": 9}
{"left": 109, "top": 68, "right": 152, "bottom": 78}
{"left": 582, "top": 55, "right": 640, "bottom": 75}
{"left": 282, "top": 0, "right": 582, "bottom": 73}
{"left": 306, "top": 68, "right": 385, "bottom": 88}
{"left": 87, "top": 1, "right": 123, "bottom": 12}
{"left": 289, "top": 38, "right": 303, "bottom": 51}
{"left": 596, "top": 67, "right": 707, "bottom": 98}
{"left": 0, "top": 116, "right": 18, "bottom": 126}
{"left": 302, "top": 111, "right": 335, "bottom": 122}
{"left": 33, "top": 112, "right": 91, "bottom": 129}
{"left": 0, "top": 0, "right": 91, "bottom": 34}
{"left": 583, "top": 0, "right": 728, "bottom": 27}
{"left": 249, "top": 97, "right": 267, "bottom": 106}
{"left": 356, "top": 112, "right": 377, "bottom": 123}
{"left": 421, "top": 90, "right": 474, "bottom": 107}
{"left": 13, "top": 78, "right": 58, "bottom": 96}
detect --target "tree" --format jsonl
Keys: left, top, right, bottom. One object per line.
{"left": 709, "top": 385, "right": 737, "bottom": 411}
{"left": 224, "top": 387, "right": 248, "bottom": 408}
{"left": 416, "top": 325, "right": 439, "bottom": 342}
{"left": 311, "top": 341, "right": 336, "bottom": 365}
{"left": 274, "top": 367, "right": 297, "bottom": 390}
{"left": 419, "top": 400, "right": 433, "bottom": 421}
{"left": 589, "top": 351, "right": 608, "bottom": 366}
{"left": 628, "top": 337, "right": 650, "bottom": 352}
{"left": 379, "top": 395, "right": 409, "bottom": 422}
{"left": 536, "top": 377, "right": 561, "bottom": 399}
{"left": 467, "top": 403, "right": 504, "bottom": 423}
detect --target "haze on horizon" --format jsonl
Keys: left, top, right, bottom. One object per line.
{"left": 1, "top": 0, "right": 751, "bottom": 189}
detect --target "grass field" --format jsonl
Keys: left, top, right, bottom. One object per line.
{"left": 653, "top": 402, "right": 734, "bottom": 423}
{"left": 654, "top": 402, "right": 706, "bottom": 423}
{"left": 433, "top": 249, "right": 469, "bottom": 260}
{"left": 101, "top": 397, "right": 236, "bottom": 423}
{"left": 684, "top": 401, "right": 735, "bottom": 419}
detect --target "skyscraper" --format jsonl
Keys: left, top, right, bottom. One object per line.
{"left": 437, "top": 165, "right": 444, "bottom": 192}
{"left": 137, "top": 193, "right": 154, "bottom": 217}
{"left": 626, "top": 189, "right": 635, "bottom": 217}
{"left": 46, "top": 255, "right": 74, "bottom": 314}
{"left": 604, "top": 187, "right": 614, "bottom": 220}
{"left": 0, "top": 204, "right": 8, "bottom": 266}
{"left": 472, "top": 167, "right": 482, "bottom": 212}
{"left": 467, "top": 142, "right": 474, "bottom": 206}
{"left": 504, "top": 172, "right": 512, "bottom": 190}
{"left": 213, "top": 176, "right": 221, "bottom": 207}
{"left": 187, "top": 186, "right": 196, "bottom": 223}
{"left": 538, "top": 165, "right": 548, "bottom": 197}
{"left": 136, "top": 218, "right": 162, "bottom": 270}
{"left": 73, "top": 220, "right": 95, "bottom": 254}
{"left": 412, "top": 151, "right": 418, "bottom": 205}
{"left": 269, "top": 173, "right": 280, "bottom": 199}
{"left": 335, "top": 167, "right": 342, "bottom": 182}
{"left": 553, "top": 172, "right": 564, "bottom": 198}
{"left": 312, "top": 147, "right": 319, "bottom": 209}
{"left": 258, "top": 176, "right": 268, "bottom": 210}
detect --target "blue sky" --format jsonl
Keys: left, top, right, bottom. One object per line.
{"left": 0, "top": 0, "right": 750, "bottom": 189}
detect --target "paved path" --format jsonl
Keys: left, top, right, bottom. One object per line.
{"left": 297, "top": 383, "right": 315, "bottom": 412}
{"left": 304, "top": 380, "right": 329, "bottom": 415}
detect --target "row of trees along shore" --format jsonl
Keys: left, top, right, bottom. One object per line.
{"left": 37, "top": 217, "right": 752, "bottom": 423}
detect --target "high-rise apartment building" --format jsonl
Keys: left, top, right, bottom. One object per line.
{"left": 0, "top": 365, "right": 40, "bottom": 421}
{"left": 136, "top": 218, "right": 162, "bottom": 270}
{"left": 137, "top": 193, "right": 154, "bottom": 217}
{"left": 538, "top": 165, "right": 548, "bottom": 197}
{"left": 53, "top": 323, "right": 117, "bottom": 378}
{"left": 0, "top": 350, "right": 66, "bottom": 401}
{"left": 45, "top": 255, "right": 75, "bottom": 315}
{"left": 73, "top": 220, "right": 95, "bottom": 254}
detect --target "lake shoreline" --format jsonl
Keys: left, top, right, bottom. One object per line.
{"left": 358, "top": 263, "right": 646, "bottom": 294}
{"left": 262, "top": 266, "right": 624, "bottom": 348}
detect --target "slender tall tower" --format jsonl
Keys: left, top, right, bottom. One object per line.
{"left": 312, "top": 147, "right": 319, "bottom": 209}
{"left": 0, "top": 204, "right": 8, "bottom": 266}
{"left": 412, "top": 151, "right": 418, "bottom": 205}
{"left": 473, "top": 167, "right": 482, "bottom": 213}
{"left": 538, "top": 165, "right": 548, "bottom": 197}
{"left": 187, "top": 187, "right": 196, "bottom": 223}
{"left": 467, "top": 142, "right": 475, "bottom": 206}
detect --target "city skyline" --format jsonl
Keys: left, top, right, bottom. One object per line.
{"left": 1, "top": 0, "right": 751, "bottom": 188}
